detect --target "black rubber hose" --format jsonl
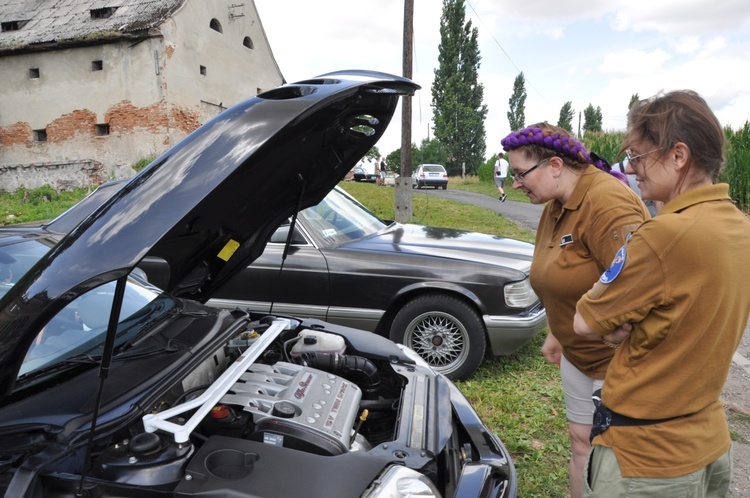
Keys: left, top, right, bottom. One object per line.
{"left": 300, "top": 352, "right": 380, "bottom": 400}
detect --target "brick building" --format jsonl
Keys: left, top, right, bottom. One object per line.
{"left": 0, "top": 0, "right": 284, "bottom": 191}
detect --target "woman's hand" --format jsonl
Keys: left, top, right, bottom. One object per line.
{"left": 541, "top": 332, "right": 563, "bottom": 365}
{"left": 603, "top": 322, "right": 633, "bottom": 346}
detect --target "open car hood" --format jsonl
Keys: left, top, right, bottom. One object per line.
{"left": 0, "top": 70, "right": 418, "bottom": 396}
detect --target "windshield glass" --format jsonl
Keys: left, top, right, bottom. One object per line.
{"left": 19, "top": 275, "right": 164, "bottom": 377}
{"left": 0, "top": 239, "right": 52, "bottom": 301}
{"left": 0, "top": 238, "right": 169, "bottom": 379}
{"left": 298, "top": 188, "right": 386, "bottom": 245}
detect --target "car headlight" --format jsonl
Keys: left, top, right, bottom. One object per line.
{"left": 504, "top": 278, "right": 538, "bottom": 308}
{"left": 362, "top": 465, "right": 442, "bottom": 498}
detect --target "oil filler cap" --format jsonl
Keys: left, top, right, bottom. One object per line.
{"left": 272, "top": 401, "right": 296, "bottom": 418}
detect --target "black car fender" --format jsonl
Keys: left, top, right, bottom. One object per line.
{"left": 384, "top": 280, "right": 487, "bottom": 318}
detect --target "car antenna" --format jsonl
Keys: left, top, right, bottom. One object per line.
{"left": 76, "top": 275, "right": 127, "bottom": 497}
{"left": 270, "top": 174, "right": 306, "bottom": 315}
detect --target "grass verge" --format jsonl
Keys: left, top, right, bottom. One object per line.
{"left": 340, "top": 180, "right": 535, "bottom": 243}
{"left": 1, "top": 186, "right": 96, "bottom": 226}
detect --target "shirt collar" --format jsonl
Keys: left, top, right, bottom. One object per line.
{"left": 563, "top": 164, "right": 602, "bottom": 211}
{"left": 660, "top": 184, "right": 732, "bottom": 215}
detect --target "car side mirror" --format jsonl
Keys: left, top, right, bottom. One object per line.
{"left": 270, "top": 225, "right": 306, "bottom": 245}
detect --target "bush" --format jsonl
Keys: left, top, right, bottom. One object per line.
{"left": 581, "top": 131, "right": 626, "bottom": 165}
{"left": 477, "top": 155, "right": 495, "bottom": 183}
{"left": 132, "top": 157, "right": 156, "bottom": 172}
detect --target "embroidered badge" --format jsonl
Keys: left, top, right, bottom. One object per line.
{"left": 560, "top": 234, "right": 574, "bottom": 246}
{"left": 600, "top": 245, "right": 626, "bottom": 284}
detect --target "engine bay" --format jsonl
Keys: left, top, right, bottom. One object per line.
{"left": 73, "top": 313, "right": 461, "bottom": 497}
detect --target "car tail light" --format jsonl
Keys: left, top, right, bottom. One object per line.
{"left": 504, "top": 278, "right": 538, "bottom": 308}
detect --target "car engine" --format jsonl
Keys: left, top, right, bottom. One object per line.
{"left": 76, "top": 315, "right": 468, "bottom": 497}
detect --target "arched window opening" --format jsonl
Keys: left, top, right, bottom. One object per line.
{"left": 243, "top": 36, "right": 254, "bottom": 50}
{"left": 209, "top": 18, "right": 223, "bottom": 33}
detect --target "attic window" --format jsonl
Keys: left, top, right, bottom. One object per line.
{"left": 34, "top": 129, "right": 47, "bottom": 142}
{"left": 91, "top": 7, "right": 117, "bottom": 19}
{"left": 243, "top": 36, "right": 253, "bottom": 49}
{"left": 209, "top": 18, "right": 223, "bottom": 33}
{"left": 29, "top": 68, "right": 40, "bottom": 79}
{"left": 92, "top": 60, "right": 103, "bottom": 71}
{"left": 2, "top": 20, "right": 28, "bottom": 32}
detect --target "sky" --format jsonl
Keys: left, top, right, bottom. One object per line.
{"left": 253, "top": 0, "right": 750, "bottom": 158}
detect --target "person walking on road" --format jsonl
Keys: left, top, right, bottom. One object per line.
{"left": 494, "top": 152, "right": 509, "bottom": 201}
{"left": 501, "top": 122, "right": 650, "bottom": 498}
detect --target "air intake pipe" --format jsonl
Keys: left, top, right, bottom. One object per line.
{"left": 299, "top": 352, "right": 380, "bottom": 400}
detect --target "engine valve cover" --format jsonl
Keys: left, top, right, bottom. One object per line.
{"left": 220, "top": 362, "right": 361, "bottom": 455}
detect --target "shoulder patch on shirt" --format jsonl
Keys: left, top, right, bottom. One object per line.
{"left": 600, "top": 245, "right": 627, "bottom": 284}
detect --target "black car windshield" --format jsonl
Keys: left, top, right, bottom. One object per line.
{"left": 298, "top": 187, "right": 386, "bottom": 245}
{"left": 0, "top": 239, "right": 168, "bottom": 379}
{"left": 19, "top": 275, "right": 165, "bottom": 378}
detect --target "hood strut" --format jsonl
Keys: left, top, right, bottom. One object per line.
{"left": 76, "top": 275, "right": 127, "bottom": 497}
{"left": 270, "top": 174, "right": 307, "bottom": 315}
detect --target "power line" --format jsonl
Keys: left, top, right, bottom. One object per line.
{"left": 465, "top": 0, "right": 545, "bottom": 101}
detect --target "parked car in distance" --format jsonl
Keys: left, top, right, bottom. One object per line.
{"left": 412, "top": 163, "right": 448, "bottom": 189}
{"left": 352, "top": 164, "right": 377, "bottom": 182}
{"left": 0, "top": 71, "right": 517, "bottom": 498}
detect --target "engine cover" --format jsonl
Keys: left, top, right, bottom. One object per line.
{"left": 220, "top": 362, "right": 361, "bottom": 455}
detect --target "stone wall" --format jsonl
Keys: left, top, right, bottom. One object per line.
{"left": 0, "top": 160, "right": 111, "bottom": 192}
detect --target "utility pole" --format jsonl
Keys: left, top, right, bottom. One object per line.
{"left": 395, "top": 0, "right": 414, "bottom": 223}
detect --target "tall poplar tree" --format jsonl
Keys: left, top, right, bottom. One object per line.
{"left": 431, "top": 0, "right": 487, "bottom": 175}
{"left": 557, "top": 101, "right": 574, "bottom": 132}
{"left": 583, "top": 103, "right": 603, "bottom": 133}
{"left": 507, "top": 72, "right": 526, "bottom": 131}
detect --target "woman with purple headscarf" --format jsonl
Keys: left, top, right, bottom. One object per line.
{"left": 501, "top": 122, "right": 649, "bottom": 498}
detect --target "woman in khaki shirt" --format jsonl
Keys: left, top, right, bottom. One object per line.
{"left": 501, "top": 123, "right": 649, "bottom": 498}
{"left": 574, "top": 91, "right": 750, "bottom": 496}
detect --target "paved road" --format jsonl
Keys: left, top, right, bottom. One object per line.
{"left": 411, "top": 187, "right": 545, "bottom": 234}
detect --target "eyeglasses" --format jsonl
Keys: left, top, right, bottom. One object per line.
{"left": 625, "top": 148, "right": 659, "bottom": 167}
{"left": 509, "top": 157, "right": 551, "bottom": 183}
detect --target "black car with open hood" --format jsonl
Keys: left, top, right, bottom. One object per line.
{"left": 0, "top": 71, "right": 516, "bottom": 498}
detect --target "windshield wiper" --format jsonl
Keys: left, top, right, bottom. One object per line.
{"left": 17, "top": 353, "right": 101, "bottom": 383}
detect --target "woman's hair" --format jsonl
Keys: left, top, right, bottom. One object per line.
{"left": 625, "top": 90, "right": 724, "bottom": 182}
{"left": 501, "top": 122, "right": 627, "bottom": 183}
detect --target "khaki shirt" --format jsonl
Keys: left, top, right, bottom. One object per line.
{"left": 577, "top": 184, "right": 750, "bottom": 477}
{"left": 530, "top": 165, "right": 648, "bottom": 377}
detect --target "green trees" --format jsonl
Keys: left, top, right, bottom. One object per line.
{"left": 431, "top": 0, "right": 487, "bottom": 176}
{"left": 557, "top": 101, "right": 574, "bottom": 132}
{"left": 583, "top": 104, "right": 603, "bottom": 133}
{"left": 628, "top": 94, "right": 640, "bottom": 110}
{"left": 507, "top": 72, "right": 526, "bottom": 131}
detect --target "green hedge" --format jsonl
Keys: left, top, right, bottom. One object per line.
{"left": 723, "top": 123, "right": 750, "bottom": 212}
